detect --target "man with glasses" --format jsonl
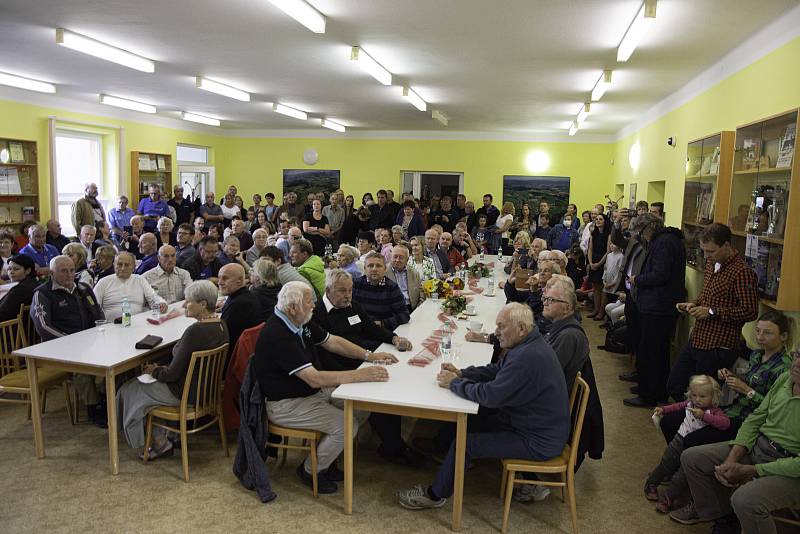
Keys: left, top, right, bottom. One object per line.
{"left": 108, "top": 195, "right": 136, "bottom": 245}
{"left": 278, "top": 225, "right": 303, "bottom": 260}
{"left": 174, "top": 223, "right": 198, "bottom": 267}
{"left": 168, "top": 185, "right": 195, "bottom": 225}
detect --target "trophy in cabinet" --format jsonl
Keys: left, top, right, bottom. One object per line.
{"left": 746, "top": 187, "right": 762, "bottom": 233}
{"left": 764, "top": 184, "right": 787, "bottom": 237}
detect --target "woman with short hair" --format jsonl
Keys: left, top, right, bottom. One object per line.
{"left": 337, "top": 244, "right": 362, "bottom": 278}
{"left": 62, "top": 242, "right": 94, "bottom": 287}
{"left": 116, "top": 280, "right": 229, "bottom": 459}
{"left": 250, "top": 258, "right": 282, "bottom": 321}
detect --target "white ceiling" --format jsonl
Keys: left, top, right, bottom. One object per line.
{"left": 0, "top": 0, "right": 797, "bottom": 136}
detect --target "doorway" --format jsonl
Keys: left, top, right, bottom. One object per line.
{"left": 400, "top": 171, "right": 464, "bottom": 200}
{"left": 178, "top": 166, "right": 215, "bottom": 205}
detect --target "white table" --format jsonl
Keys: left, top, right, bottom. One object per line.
{"left": 12, "top": 303, "right": 195, "bottom": 475}
{"left": 333, "top": 256, "right": 508, "bottom": 531}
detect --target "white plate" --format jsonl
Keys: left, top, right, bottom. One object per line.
{"left": 137, "top": 374, "right": 157, "bottom": 384}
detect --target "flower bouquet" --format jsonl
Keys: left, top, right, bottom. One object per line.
{"left": 468, "top": 262, "right": 491, "bottom": 278}
{"left": 422, "top": 278, "right": 453, "bottom": 299}
{"left": 441, "top": 295, "right": 468, "bottom": 316}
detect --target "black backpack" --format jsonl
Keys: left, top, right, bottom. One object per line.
{"left": 601, "top": 321, "right": 629, "bottom": 354}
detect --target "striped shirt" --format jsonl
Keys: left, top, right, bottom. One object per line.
{"left": 351, "top": 275, "right": 410, "bottom": 331}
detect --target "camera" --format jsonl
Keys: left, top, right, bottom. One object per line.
{"left": 667, "top": 136, "right": 677, "bottom": 147}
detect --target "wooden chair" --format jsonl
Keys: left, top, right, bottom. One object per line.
{"left": 267, "top": 422, "right": 322, "bottom": 497}
{"left": 500, "top": 374, "right": 591, "bottom": 534}
{"left": 773, "top": 507, "right": 800, "bottom": 527}
{"left": 143, "top": 343, "right": 229, "bottom": 482}
{"left": 19, "top": 305, "right": 40, "bottom": 347}
{"left": 0, "top": 314, "right": 73, "bottom": 423}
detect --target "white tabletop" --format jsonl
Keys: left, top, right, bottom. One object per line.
{"left": 12, "top": 302, "right": 195, "bottom": 369}
{"left": 332, "top": 256, "right": 508, "bottom": 414}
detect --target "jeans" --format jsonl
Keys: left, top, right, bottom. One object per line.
{"left": 666, "top": 342, "right": 739, "bottom": 402}
{"left": 682, "top": 440, "right": 800, "bottom": 534}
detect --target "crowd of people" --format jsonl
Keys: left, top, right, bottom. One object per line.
{"left": 1, "top": 181, "right": 797, "bottom": 534}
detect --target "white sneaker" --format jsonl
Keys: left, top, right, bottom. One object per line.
{"left": 398, "top": 484, "right": 447, "bottom": 510}
{"left": 512, "top": 484, "right": 551, "bottom": 503}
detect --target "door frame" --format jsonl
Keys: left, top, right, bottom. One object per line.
{"left": 177, "top": 165, "right": 215, "bottom": 201}
{"left": 401, "top": 170, "right": 464, "bottom": 198}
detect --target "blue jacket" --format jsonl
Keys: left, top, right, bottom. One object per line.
{"left": 450, "top": 329, "right": 570, "bottom": 459}
{"left": 634, "top": 227, "right": 686, "bottom": 316}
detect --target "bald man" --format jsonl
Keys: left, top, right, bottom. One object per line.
{"left": 134, "top": 232, "right": 159, "bottom": 275}
{"left": 218, "top": 263, "right": 263, "bottom": 358}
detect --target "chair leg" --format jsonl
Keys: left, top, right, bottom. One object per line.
{"left": 310, "top": 439, "right": 319, "bottom": 498}
{"left": 280, "top": 437, "right": 288, "bottom": 466}
{"left": 41, "top": 389, "right": 48, "bottom": 414}
{"left": 63, "top": 383, "right": 74, "bottom": 425}
{"left": 180, "top": 419, "right": 189, "bottom": 482}
{"left": 567, "top": 471, "right": 578, "bottom": 534}
{"left": 561, "top": 472, "right": 566, "bottom": 502}
{"left": 26, "top": 400, "right": 32, "bottom": 420}
{"left": 218, "top": 410, "right": 229, "bottom": 457}
{"left": 143, "top": 415, "right": 154, "bottom": 463}
{"left": 502, "top": 469, "right": 516, "bottom": 533}
{"left": 500, "top": 467, "right": 508, "bottom": 499}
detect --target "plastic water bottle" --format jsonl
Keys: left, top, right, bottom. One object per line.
{"left": 121, "top": 298, "right": 132, "bottom": 327}
{"left": 498, "top": 248, "right": 503, "bottom": 263}
{"left": 479, "top": 249, "right": 484, "bottom": 262}
{"left": 440, "top": 330, "right": 452, "bottom": 362}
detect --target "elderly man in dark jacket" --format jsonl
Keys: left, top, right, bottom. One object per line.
{"left": 625, "top": 213, "right": 686, "bottom": 408}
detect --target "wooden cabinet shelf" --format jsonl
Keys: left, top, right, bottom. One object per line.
{"left": 0, "top": 137, "right": 39, "bottom": 229}
{"left": 130, "top": 151, "right": 172, "bottom": 205}
{"left": 729, "top": 108, "right": 799, "bottom": 310}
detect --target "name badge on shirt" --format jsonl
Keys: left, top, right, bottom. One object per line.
{"left": 348, "top": 315, "right": 361, "bottom": 326}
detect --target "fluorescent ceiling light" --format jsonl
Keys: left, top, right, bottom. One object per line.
{"left": 274, "top": 103, "right": 308, "bottom": 120}
{"left": 195, "top": 77, "right": 251, "bottom": 102}
{"left": 0, "top": 71, "right": 56, "bottom": 93}
{"left": 568, "top": 122, "right": 578, "bottom": 136}
{"left": 321, "top": 119, "right": 346, "bottom": 132}
{"left": 576, "top": 103, "right": 591, "bottom": 124}
{"left": 266, "top": 0, "right": 326, "bottom": 33}
{"left": 99, "top": 94, "right": 156, "bottom": 114}
{"left": 182, "top": 112, "right": 221, "bottom": 127}
{"left": 591, "top": 70, "right": 613, "bottom": 102}
{"left": 402, "top": 86, "right": 427, "bottom": 112}
{"left": 617, "top": 0, "right": 657, "bottom": 62}
{"left": 350, "top": 46, "right": 392, "bottom": 86}
{"left": 56, "top": 28, "right": 154, "bottom": 73}
{"left": 431, "top": 110, "right": 448, "bottom": 127}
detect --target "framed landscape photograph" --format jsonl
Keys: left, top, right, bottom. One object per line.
{"left": 283, "top": 169, "right": 341, "bottom": 202}
{"left": 502, "top": 175, "right": 570, "bottom": 220}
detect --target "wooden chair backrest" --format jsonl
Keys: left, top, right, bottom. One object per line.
{"left": 0, "top": 316, "right": 23, "bottom": 378}
{"left": 179, "top": 343, "right": 229, "bottom": 419}
{"left": 19, "top": 304, "right": 39, "bottom": 347}
{"left": 566, "top": 373, "right": 591, "bottom": 469}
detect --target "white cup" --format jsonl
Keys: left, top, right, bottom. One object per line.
{"left": 466, "top": 304, "right": 475, "bottom": 314}
{"left": 469, "top": 320, "right": 483, "bottom": 332}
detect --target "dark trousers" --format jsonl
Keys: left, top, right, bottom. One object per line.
{"left": 431, "top": 414, "right": 535, "bottom": 499}
{"left": 636, "top": 313, "right": 677, "bottom": 404}
{"left": 646, "top": 434, "right": 689, "bottom": 497}
{"left": 624, "top": 297, "right": 640, "bottom": 354}
{"left": 666, "top": 342, "right": 739, "bottom": 402}
{"left": 659, "top": 409, "right": 741, "bottom": 447}
{"left": 369, "top": 413, "right": 406, "bottom": 455}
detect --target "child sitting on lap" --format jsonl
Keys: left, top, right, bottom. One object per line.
{"left": 644, "top": 375, "right": 729, "bottom": 511}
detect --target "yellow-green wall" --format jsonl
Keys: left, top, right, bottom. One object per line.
{"left": 215, "top": 137, "right": 614, "bottom": 212}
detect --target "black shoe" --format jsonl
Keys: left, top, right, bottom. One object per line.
{"left": 711, "top": 514, "right": 741, "bottom": 534}
{"left": 629, "top": 385, "right": 639, "bottom": 394}
{"left": 87, "top": 403, "right": 108, "bottom": 429}
{"left": 619, "top": 371, "right": 638, "bottom": 382}
{"left": 378, "top": 446, "right": 427, "bottom": 468}
{"left": 411, "top": 437, "right": 446, "bottom": 464}
{"left": 296, "top": 463, "right": 337, "bottom": 494}
{"left": 324, "top": 463, "right": 344, "bottom": 482}
{"left": 623, "top": 396, "right": 655, "bottom": 408}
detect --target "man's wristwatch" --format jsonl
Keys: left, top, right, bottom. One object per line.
{"left": 363, "top": 350, "right": 372, "bottom": 361}
{"left": 746, "top": 389, "right": 756, "bottom": 400}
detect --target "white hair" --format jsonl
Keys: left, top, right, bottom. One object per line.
{"left": 276, "top": 281, "right": 312, "bottom": 313}
{"left": 504, "top": 303, "right": 534, "bottom": 334}
{"left": 547, "top": 277, "right": 577, "bottom": 311}
{"left": 326, "top": 268, "right": 352, "bottom": 289}
{"left": 184, "top": 280, "right": 219, "bottom": 312}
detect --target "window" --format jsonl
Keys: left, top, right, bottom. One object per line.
{"left": 177, "top": 144, "right": 209, "bottom": 164}
{"left": 55, "top": 131, "right": 103, "bottom": 227}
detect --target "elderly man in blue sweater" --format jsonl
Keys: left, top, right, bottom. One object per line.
{"left": 398, "top": 302, "right": 571, "bottom": 509}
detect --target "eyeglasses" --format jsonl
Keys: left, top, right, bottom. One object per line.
{"left": 542, "top": 296, "right": 568, "bottom": 305}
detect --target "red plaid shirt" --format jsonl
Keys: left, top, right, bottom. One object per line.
{"left": 690, "top": 251, "right": 758, "bottom": 350}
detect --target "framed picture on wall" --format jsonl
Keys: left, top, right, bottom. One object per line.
{"left": 283, "top": 169, "right": 341, "bottom": 203}
{"left": 629, "top": 183, "right": 637, "bottom": 210}
{"left": 502, "top": 175, "right": 570, "bottom": 221}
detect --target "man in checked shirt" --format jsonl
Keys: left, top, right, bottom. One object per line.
{"left": 669, "top": 223, "right": 758, "bottom": 401}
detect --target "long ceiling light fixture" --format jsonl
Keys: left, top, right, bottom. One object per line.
{"left": 350, "top": 46, "right": 392, "bottom": 86}
{"left": 0, "top": 71, "right": 56, "bottom": 93}
{"left": 590, "top": 70, "right": 613, "bottom": 102}
{"left": 617, "top": 0, "right": 657, "bottom": 62}
{"left": 182, "top": 112, "right": 221, "bottom": 127}
{"left": 274, "top": 103, "right": 308, "bottom": 120}
{"left": 321, "top": 119, "right": 346, "bottom": 132}
{"left": 99, "top": 94, "right": 156, "bottom": 114}
{"left": 56, "top": 28, "right": 154, "bottom": 73}
{"left": 266, "top": 0, "right": 326, "bottom": 33}
{"left": 195, "top": 77, "right": 251, "bottom": 102}
{"left": 576, "top": 102, "right": 591, "bottom": 125}
{"left": 431, "top": 110, "right": 448, "bottom": 127}
{"left": 402, "top": 86, "right": 427, "bottom": 112}
{"left": 568, "top": 122, "right": 579, "bottom": 136}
